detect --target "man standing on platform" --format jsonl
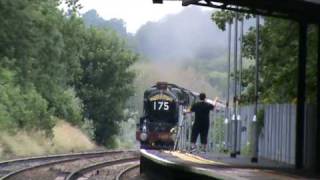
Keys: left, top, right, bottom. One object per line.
{"left": 190, "top": 93, "right": 217, "bottom": 153}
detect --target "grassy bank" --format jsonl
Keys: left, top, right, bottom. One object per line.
{"left": 0, "top": 121, "right": 96, "bottom": 160}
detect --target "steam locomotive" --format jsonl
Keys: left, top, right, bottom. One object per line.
{"left": 136, "top": 82, "right": 199, "bottom": 149}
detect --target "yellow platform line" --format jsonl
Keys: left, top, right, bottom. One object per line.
{"left": 164, "top": 151, "right": 227, "bottom": 166}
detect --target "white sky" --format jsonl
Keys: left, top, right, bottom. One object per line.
{"left": 79, "top": 0, "right": 185, "bottom": 33}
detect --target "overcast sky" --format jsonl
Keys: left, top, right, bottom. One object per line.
{"left": 79, "top": 0, "right": 187, "bottom": 33}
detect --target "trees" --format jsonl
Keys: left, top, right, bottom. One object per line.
{"left": 0, "top": 0, "right": 138, "bottom": 146}
{"left": 77, "top": 28, "right": 137, "bottom": 146}
{"left": 82, "top": 10, "right": 127, "bottom": 37}
{"left": 211, "top": 11, "right": 317, "bottom": 104}
{"left": 0, "top": 0, "right": 68, "bottom": 133}
{"left": 0, "top": 67, "right": 53, "bottom": 133}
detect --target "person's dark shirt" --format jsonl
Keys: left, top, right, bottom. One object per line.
{"left": 191, "top": 101, "right": 214, "bottom": 126}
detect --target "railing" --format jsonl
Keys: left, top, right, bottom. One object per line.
{"left": 225, "top": 104, "right": 316, "bottom": 168}
{"left": 173, "top": 104, "right": 317, "bottom": 169}
{"left": 174, "top": 106, "right": 225, "bottom": 152}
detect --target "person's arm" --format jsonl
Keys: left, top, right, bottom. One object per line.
{"left": 211, "top": 97, "right": 218, "bottom": 110}
{"left": 185, "top": 104, "right": 195, "bottom": 114}
{"left": 191, "top": 104, "right": 195, "bottom": 112}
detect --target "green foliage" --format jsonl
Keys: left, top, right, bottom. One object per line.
{"left": 82, "top": 10, "right": 127, "bottom": 37}
{"left": 257, "top": 109, "right": 265, "bottom": 136}
{"left": 241, "top": 19, "right": 317, "bottom": 103}
{"left": 242, "top": 117, "right": 253, "bottom": 156}
{"left": 77, "top": 28, "right": 138, "bottom": 146}
{"left": 211, "top": 11, "right": 318, "bottom": 104}
{"left": 80, "top": 118, "right": 95, "bottom": 140}
{"left": 211, "top": 10, "right": 235, "bottom": 31}
{"left": 211, "top": 116, "right": 225, "bottom": 152}
{"left": 241, "top": 142, "right": 253, "bottom": 156}
{"left": 51, "top": 88, "right": 83, "bottom": 125}
{"left": 186, "top": 57, "right": 228, "bottom": 98}
{"left": 0, "top": 67, "right": 54, "bottom": 134}
{"left": 113, "top": 110, "right": 138, "bottom": 149}
{"left": 65, "top": 0, "right": 82, "bottom": 12}
{"left": 211, "top": 10, "right": 252, "bottom": 31}
{"left": 0, "top": 0, "right": 84, "bottom": 132}
{"left": 0, "top": 0, "right": 138, "bottom": 146}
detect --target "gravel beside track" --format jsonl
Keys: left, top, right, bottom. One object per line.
{"left": 116, "top": 164, "right": 140, "bottom": 180}
{"left": 0, "top": 149, "right": 107, "bottom": 176}
{"left": 66, "top": 157, "right": 139, "bottom": 180}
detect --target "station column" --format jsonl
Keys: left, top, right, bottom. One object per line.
{"left": 296, "top": 21, "right": 308, "bottom": 169}
{"left": 317, "top": 24, "right": 320, "bottom": 172}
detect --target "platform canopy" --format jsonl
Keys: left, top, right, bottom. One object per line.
{"left": 153, "top": 0, "right": 320, "bottom": 23}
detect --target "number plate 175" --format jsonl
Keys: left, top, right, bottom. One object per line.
{"left": 153, "top": 101, "right": 170, "bottom": 111}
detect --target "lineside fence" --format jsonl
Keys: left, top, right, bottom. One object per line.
{"left": 174, "top": 107, "right": 225, "bottom": 152}
{"left": 225, "top": 104, "right": 317, "bottom": 169}
{"left": 175, "top": 104, "right": 317, "bottom": 169}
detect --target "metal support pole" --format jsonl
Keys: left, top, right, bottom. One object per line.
{"left": 187, "top": 114, "right": 192, "bottom": 151}
{"left": 174, "top": 105, "right": 184, "bottom": 151}
{"left": 296, "top": 22, "right": 308, "bottom": 169}
{"left": 251, "top": 16, "right": 260, "bottom": 163}
{"left": 239, "top": 19, "right": 244, "bottom": 100}
{"left": 237, "top": 19, "right": 244, "bottom": 154}
{"left": 231, "top": 14, "right": 239, "bottom": 158}
{"left": 210, "top": 111, "right": 214, "bottom": 152}
{"left": 226, "top": 21, "right": 232, "bottom": 151}
{"left": 316, "top": 24, "right": 320, "bottom": 171}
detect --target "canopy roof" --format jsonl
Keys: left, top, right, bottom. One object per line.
{"left": 154, "top": 0, "right": 320, "bottom": 23}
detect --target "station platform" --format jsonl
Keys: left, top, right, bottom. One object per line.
{"left": 141, "top": 149, "right": 319, "bottom": 180}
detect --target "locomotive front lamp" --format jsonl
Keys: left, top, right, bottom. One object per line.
{"left": 140, "top": 133, "right": 148, "bottom": 141}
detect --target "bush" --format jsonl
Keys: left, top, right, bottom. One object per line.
{"left": 50, "top": 88, "right": 83, "bottom": 126}
{"left": 0, "top": 68, "right": 54, "bottom": 134}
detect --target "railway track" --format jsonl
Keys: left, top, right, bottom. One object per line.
{"left": 116, "top": 164, "right": 140, "bottom": 180}
{"left": 0, "top": 150, "right": 108, "bottom": 177}
{"left": 66, "top": 157, "right": 139, "bottom": 180}
{"left": 0, "top": 150, "right": 138, "bottom": 180}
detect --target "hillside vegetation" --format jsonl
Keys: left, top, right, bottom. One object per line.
{"left": 81, "top": 8, "right": 229, "bottom": 148}
{"left": 0, "top": 0, "right": 137, "bottom": 152}
{"left": 0, "top": 121, "right": 96, "bottom": 160}
{"left": 211, "top": 11, "right": 318, "bottom": 104}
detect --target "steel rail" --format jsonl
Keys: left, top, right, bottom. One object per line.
{"left": 1, "top": 157, "right": 80, "bottom": 180}
{"left": 66, "top": 156, "right": 139, "bottom": 180}
{"left": 0, "top": 150, "right": 135, "bottom": 180}
{"left": 0, "top": 150, "right": 126, "bottom": 167}
{"left": 115, "top": 163, "right": 140, "bottom": 180}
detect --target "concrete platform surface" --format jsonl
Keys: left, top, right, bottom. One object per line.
{"left": 145, "top": 150, "right": 319, "bottom": 180}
